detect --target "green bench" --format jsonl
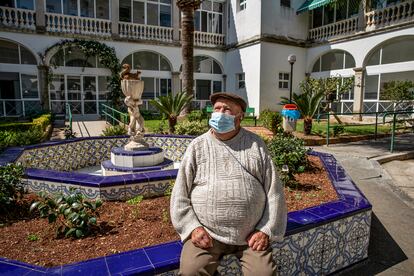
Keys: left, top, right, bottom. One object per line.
{"left": 205, "top": 106, "right": 257, "bottom": 126}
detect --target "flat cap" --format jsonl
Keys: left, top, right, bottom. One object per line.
{"left": 210, "top": 92, "right": 247, "bottom": 112}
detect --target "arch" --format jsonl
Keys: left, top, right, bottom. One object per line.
{"left": 49, "top": 45, "right": 99, "bottom": 68}
{"left": 363, "top": 35, "right": 414, "bottom": 67}
{"left": 0, "top": 38, "right": 38, "bottom": 65}
{"left": 179, "top": 55, "right": 223, "bottom": 74}
{"left": 120, "top": 50, "right": 173, "bottom": 71}
{"left": 311, "top": 49, "right": 355, "bottom": 73}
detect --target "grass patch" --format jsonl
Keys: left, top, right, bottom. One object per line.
{"left": 295, "top": 120, "right": 394, "bottom": 137}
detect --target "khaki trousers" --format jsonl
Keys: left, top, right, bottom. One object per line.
{"left": 179, "top": 239, "right": 276, "bottom": 276}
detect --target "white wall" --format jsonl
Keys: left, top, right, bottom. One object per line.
{"left": 225, "top": 44, "right": 261, "bottom": 112}
{"left": 260, "top": 42, "right": 307, "bottom": 112}
{"left": 261, "top": 0, "right": 309, "bottom": 40}
{"left": 227, "top": 0, "right": 262, "bottom": 45}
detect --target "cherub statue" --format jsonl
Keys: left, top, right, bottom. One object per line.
{"left": 120, "top": 64, "right": 141, "bottom": 80}
{"left": 124, "top": 95, "right": 145, "bottom": 136}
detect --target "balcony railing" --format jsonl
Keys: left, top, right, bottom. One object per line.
{"left": 119, "top": 22, "right": 174, "bottom": 42}
{"left": 193, "top": 31, "right": 225, "bottom": 47}
{"left": 0, "top": 6, "right": 35, "bottom": 31}
{"left": 366, "top": 0, "right": 414, "bottom": 30}
{"left": 309, "top": 16, "right": 359, "bottom": 40}
{"left": 45, "top": 13, "right": 111, "bottom": 37}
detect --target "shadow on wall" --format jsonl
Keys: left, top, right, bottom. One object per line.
{"left": 225, "top": 4, "right": 249, "bottom": 108}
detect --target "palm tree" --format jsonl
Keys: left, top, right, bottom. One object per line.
{"left": 281, "top": 80, "right": 325, "bottom": 135}
{"left": 176, "top": 0, "right": 202, "bottom": 115}
{"left": 150, "top": 92, "right": 193, "bottom": 133}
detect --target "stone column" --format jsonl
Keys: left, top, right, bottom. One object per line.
{"left": 172, "top": 0, "right": 181, "bottom": 42}
{"left": 357, "top": 0, "right": 366, "bottom": 31}
{"left": 111, "top": 0, "right": 120, "bottom": 38}
{"left": 352, "top": 67, "right": 365, "bottom": 121}
{"left": 171, "top": 71, "right": 181, "bottom": 95}
{"left": 37, "top": 65, "right": 50, "bottom": 111}
{"left": 35, "top": 0, "right": 46, "bottom": 33}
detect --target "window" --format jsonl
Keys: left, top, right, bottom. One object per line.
{"left": 45, "top": 0, "right": 110, "bottom": 19}
{"left": 281, "top": 0, "right": 290, "bottom": 8}
{"left": 312, "top": 50, "right": 355, "bottom": 72}
{"left": 141, "top": 77, "right": 171, "bottom": 99}
{"left": 194, "top": 0, "right": 223, "bottom": 33}
{"left": 367, "top": 38, "right": 414, "bottom": 66}
{"left": 239, "top": 0, "right": 246, "bottom": 11}
{"left": 310, "top": 0, "right": 362, "bottom": 28}
{"left": 50, "top": 47, "right": 99, "bottom": 68}
{"left": 193, "top": 56, "right": 222, "bottom": 74}
{"left": 0, "top": 0, "right": 34, "bottom": 9}
{"left": 122, "top": 51, "right": 172, "bottom": 71}
{"left": 237, "top": 73, "right": 245, "bottom": 89}
{"left": 120, "top": 0, "right": 172, "bottom": 27}
{"left": 0, "top": 72, "right": 40, "bottom": 116}
{"left": 278, "top": 73, "right": 289, "bottom": 89}
{"left": 0, "top": 40, "right": 36, "bottom": 65}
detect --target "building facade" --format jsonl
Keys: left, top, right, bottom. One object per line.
{"left": 0, "top": 0, "right": 413, "bottom": 118}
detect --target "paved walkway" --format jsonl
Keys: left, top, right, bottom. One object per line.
{"left": 312, "top": 133, "right": 414, "bottom": 275}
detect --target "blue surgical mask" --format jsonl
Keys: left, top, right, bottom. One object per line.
{"left": 209, "top": 112, "right": 236, "bottom": 133}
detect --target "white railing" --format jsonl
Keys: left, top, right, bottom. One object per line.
{"left": 365, "top": 0, "right": 414, "bottom": 30}
{"left": 309, "top": 16, "right": 359, "bottom": 40}
{"left": 119, "top": 22, "right": 173, "bottom": 42}
{"left": 45, "top": 13, "right": 111, "bottom": 37}
{"left": 0, "top": 6, "right": 36, "bottom": 30}
{"left": 193, "top": 31, "right": 225, "bottom": 47}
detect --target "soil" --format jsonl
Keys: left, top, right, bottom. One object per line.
{"left": 0, "top": 155, "right": 337, "bottom": 267}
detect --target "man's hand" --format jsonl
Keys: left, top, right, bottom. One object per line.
{"left": 246, "top": 231, "right": 269, "bottom": 251}
{"left": 191, "top": 227, "right": 213, "bottom": 249}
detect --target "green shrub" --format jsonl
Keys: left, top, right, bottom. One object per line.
{"left": 140, "top": 110, "right": 162, "bottom": 120}
{"left": 101, "top": 125, "right": 127, "bottom": 136}
{"left": 260, "top": 109, "right": 283, "bottom": 134}
{"left": 0, "top": 164, "right": 24, "bottom": 212}
{"left": 32, "top": 114, "right": 52, "bottom": 131}
{"left": 126, "top": 195, "right": 144, "bottom": 205}
{"left": 0, "top": 113, "right": 51, "bottom": 132}
{"left": 0, "top": 128, "right": 43, "bottom": 151}
{"left": 333, "top": 125, "right": 345, "bottom": 137}
{"left": 267, "top": 133, "right": 309, "bottom": 185}
{"left": 30, "top": 189, "right": 102, "bottom": 238}
{"left": 175, "top": 120, "right": 208, "bottom": 136}
{"left": 187, "top": 110, "right": 205, "bottom": 122}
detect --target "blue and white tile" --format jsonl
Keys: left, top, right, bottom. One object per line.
{"left": 271, "top": 232, "right": 304, "bottom": 276}
{"left": 217, "top": 254, "right": 242, "bottom": 275}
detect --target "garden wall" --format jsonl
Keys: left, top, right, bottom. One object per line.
{"left": 0, "top": 136, "right": 372, "bottom": 275}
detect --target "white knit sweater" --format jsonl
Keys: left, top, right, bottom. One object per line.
{"left": 170, "top": 128, "right": 287, "bottom": 245}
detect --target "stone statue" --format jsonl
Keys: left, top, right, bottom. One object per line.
{"left": 120, "top": 64, "right": 148, "bottom": 151}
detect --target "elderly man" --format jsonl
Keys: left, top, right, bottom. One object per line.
{"left": 170, "top": 92, "right": 287, "bottom": 276}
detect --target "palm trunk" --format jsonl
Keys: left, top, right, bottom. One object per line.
{"left": 180, "top": 6, "right": 195, "bottom": 116}
{"left": 168, "top": 116, "right": 177, "bottom": 134}
{"left": 304, "top": 117, "right": 313, "bottom": 135}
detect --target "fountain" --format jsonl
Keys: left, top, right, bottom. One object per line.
{"left": 101, "top": 64, "right": 174, "bottom": 176}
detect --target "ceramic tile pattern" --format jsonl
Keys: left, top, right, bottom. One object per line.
{"left": 0, "top": 136, "right": 372, "bottom": 275}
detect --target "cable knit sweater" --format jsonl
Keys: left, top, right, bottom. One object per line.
{"left": 170, "top": 128, "right": 287, "bottom": 245}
